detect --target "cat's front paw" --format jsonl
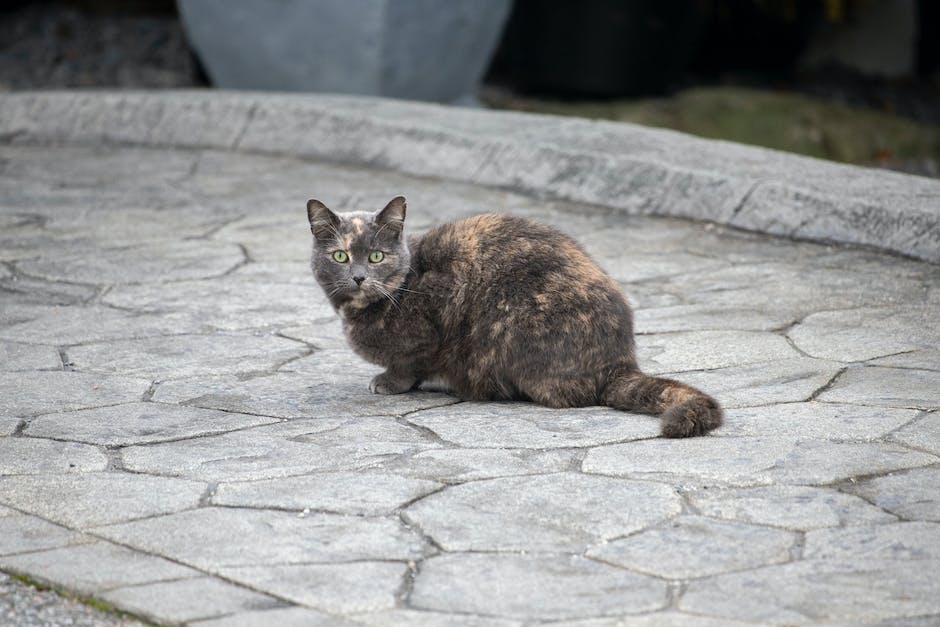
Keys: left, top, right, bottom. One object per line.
{"left": 369, "top": 372, "right": 414, "bottom": 395}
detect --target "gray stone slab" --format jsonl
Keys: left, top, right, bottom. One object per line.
{"left": 688, "top": 485, "right": 896, "bottom": 530}
{"left": 381, "top": 448, "right": 575, "bottom": 482}
{"left": 0, "top": 341, "right": 60, "bottom": 371}
{"left": 95, "top": 507, "right": 428, "bottom": 569}
{"left": 218, "top": 562, "right": 406, "bottom": 614}
{"left": 805, "top": 522, "right": 940, "bottom": 560}
{"left": 102, "top": 277, "right": 333, "bottom": 332}
{"left": 403, "top": 473, "right": 680, "bottom": 552}
{"left": 890, "top": 413, "right": 940, "bottom": 456}
{"left": 818, "top": 366, "right": 940, "bottom": 409}
{"left": 0, "top": 417, "right": 19, "bottom": 436}
{"left": 717, "top": 402, "right": 920, "bottom": 439}
{"left": 152, "top": 371, "right": 458, "bottom": 420}
{"left": 0, "top": 472, "right": 204, "bottom": 528}
{"left": 0, "top": 371, "right": 150, "bottom": 417}
{"left": 67, "top": 333, "right": 308, "bottom": 379}
{"left": 788, "top": 306, "right": 940, "bottom": 363}
{"left": 587, "top": 515, "right": 794, "bottom": 579}
{"left": 636, "top": 330, "right": 798, "bottom": 375}
{"left": 213, "top": 472, "right": 441, "bottom": 516}
{"left": 870, "top": 349, "right": 940, "bottom": 371}
{"left": 633, "top": 304, "right": 793, "bottom": 333}
{"left": 0, "top": 515, "right": 92, "bottom": 556}
{"left": 17, "top": 239, "right": 245, "bottom": 285}
{"left": 410, "top": 554, "right": 668, "bottom": 621}
{"left": 193, "top": 607, "right": 358, "bottom": 627}
{"left": 0, "top": 438, "right": 107, "bottom": 475}
{"left": 764, "top": 441, "right": 938, "bottom": 485}
{"left": 122, "top": 417, "right": 441, "bottom": 481}
{"left": 660, "top": 357, "right": 844, "bottom": 408}
{"left": 681, "top": 559, "right": 940, "bottom": 624}
{"left": 0, "top": 305, "right": 206, "bottom": 345}
{"left": 278, "top": 321, "right": 349, "bottom": 351}
{"left": 350, "top": 609, "right": 521, "bottom": 626}
{"left": 99, "top": 576, "right": 276, "bottom": 625}
{"left": 0, "top": 541, "right": 198, "bottom": 594}
{"left": 583, "top": 437, "right": 798, "bottom": 487}
{"left": 846, "top": 467, "right": 940, "bottom": 521}
{"left": 24, "top": 402, "right": 279, "bottom": 446}
{"left": 408, "top": 403, "right": 659, "bottom": 449}
{"left": 547, "top": 613, "right": 755, "bottom": 627}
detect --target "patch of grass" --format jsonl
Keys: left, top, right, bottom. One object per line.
{"left": 485, "top": 86, "right": 940, "bottom": 169}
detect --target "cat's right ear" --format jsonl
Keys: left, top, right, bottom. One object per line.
{"left": 306, "top": 199, "right": 340, "bottom": 242}
{"left": 374, "top": 196, "right": 407, "bottom": 236}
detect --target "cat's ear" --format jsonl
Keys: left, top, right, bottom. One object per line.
{"left": 306, "top": 199, "right": 340, "bottom": 241}
{"left": 374, "top": 196, "right": 407, "bottom": 236}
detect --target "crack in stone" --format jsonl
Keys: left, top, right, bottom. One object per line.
{"left": 807, "top": 366, "right": 848, "bottom": 401}
{"left": 230, "top": 103, "right": 259, "bottom": 152}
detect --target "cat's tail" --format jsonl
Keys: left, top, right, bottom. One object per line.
{"left": 601, "top": 368, "right": 723, "bottom": 438}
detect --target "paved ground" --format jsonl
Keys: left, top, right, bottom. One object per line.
{"left": 0, "top": 140, "right": 938, "bottom": 626}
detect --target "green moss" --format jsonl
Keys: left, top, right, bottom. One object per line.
{"left": 485, "top": 86, "right": 940, "bottom": 168}
{"left": 7, "top": 571, "right": 162, "bottom": 626}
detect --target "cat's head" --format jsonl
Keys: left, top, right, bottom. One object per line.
{"left": 306, "top": 196, "right": 410, "bottom": 311}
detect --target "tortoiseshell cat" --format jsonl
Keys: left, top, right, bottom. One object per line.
{"left": 306, "top": 196, "right": 722, "bottom": 437}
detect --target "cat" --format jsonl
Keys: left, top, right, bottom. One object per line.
{"left": 306, "top": 196, "right": 723, "bottom": 437}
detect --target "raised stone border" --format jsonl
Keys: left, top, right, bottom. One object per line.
{"left": 1, "top": 90, "right": 938, "bottom": 263}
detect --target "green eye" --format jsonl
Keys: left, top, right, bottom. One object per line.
{"left": 369, "top": 250, "right": 385, "bottom": 263}
{"left": 332, "top": 250, "right": 349, "bottom": 263}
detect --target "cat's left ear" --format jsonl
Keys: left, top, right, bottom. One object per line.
{"left": 374, "top": 196, "right": 407, "bottom": 236}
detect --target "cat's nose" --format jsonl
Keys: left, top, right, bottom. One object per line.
{"left": 352, "top": 275, "right": 366, "bottom": 286}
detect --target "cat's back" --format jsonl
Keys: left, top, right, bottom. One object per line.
{"left": 415, "top": 213, "right": 613, "bottom": 288}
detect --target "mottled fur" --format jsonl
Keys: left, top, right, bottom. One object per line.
{"left": 307, "top": 196, "right": 723, "bottom": 437}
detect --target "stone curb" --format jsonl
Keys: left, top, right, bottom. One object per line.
{"left": 2, "top": 89, "right": 938, "bottom": 262}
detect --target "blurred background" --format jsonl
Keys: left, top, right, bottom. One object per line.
{"left": 1, "top": 0, "right": 937, "bottom": 178}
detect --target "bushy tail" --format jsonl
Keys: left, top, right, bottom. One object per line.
{"left": 602, "top": 368, "right": 723, "bottom": 438}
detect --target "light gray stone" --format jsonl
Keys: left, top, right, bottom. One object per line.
{"left": 408, "top": 403, "right": 659, "bottom": 449}
{"left": 633, "top": 304, "right": 793, "bottom": 333}
{"left": 382, "top": 448, "right": 575, "bottom": 482}
{"left": 688, "top": 485, "right": 896, "bottom": 530}
{"left": 681, "top": 559, "right": 940, "bottom": 624}
{"left": 846, "top": 467, "right": 940, "bottom": 521}
{"left": 659, "top": 357, "right": 843, "bottom": 408}
{"left": 805, "top": 522, "right": 940, "bottom": 560}
{"left": 0, "top": 371, "right": 149, "bottom": 417}
{"left": 717, "top": 402, "right": 919, "bottom": 439}
{"left": 890, "top": 412, "right": 940, "bottom": 456}
{"left": 547, "top": 612, "right": 755, "bottom": 627}
{"left": 410, "top": 554, "right": 668, "bottom": 620}
{"left": 17, "top": 239, "right": 245, "bottom": 285}
{"left": 0, "top": 472, "right": 204, "bottom": 528}
{"left": 764, "top": 440, "right": 938, "bottom": 485}
{"left": 870, "top": 349, "right": 940, "bottom": 371}
{"left": 99, "top": 576, "right": 276, "bottom": 624}
{"left": 403, "top": 473, "right": 681, "bottom": 552}
{"left": 587, "top": 516, "right": 794, "bottom": 579}
{"left": 219, "top": 562, "right": 406, "bottom": 614}
{"left": 213, "top": 472, "right": 441, "bottom": 515}
{"left": 636, "top": 330, "right": 798, "bottom": 375}
{"left": 0, "top": 438, "right": 107, "bottom": 475}
{"left": 0, "top": 417, "right": 19, "bottom": 436}
{"left": 67, "top": 333, "right": 308, "bottom": 379}
{"left": 583, "top": 437, "right": 798, "bottom": 486}
{"left": 0, "top": 341, "right": 60, "bottom": 371}
{"left": 193, "top": 607, "right": 358, "bottom": 627}
{"left": 0, "top": 305, "right": 206, "bottom": 345}
{"left": 152, "top": 371, "right": 458, "bottom": 420}
{"left": 818, "top": 366, "right": 940, "bottom": 409}
{"left": 102, "top": 278, "right": 333, "bottom": 332}
{"left": 0, "top": 515, "right": 92, "bottom": 556}
{"left": 95, "top": 507, "right": 427, "bottom": 568}
{"left": 350, "top": 609, "right": 521, "bottom": 627}
{"left": 0, "top": 541, "right": 198, "bottom": 594}
{"left": 122, "top": 417, "right": 440, "bottom": 481}
{"left": 24, "top": 402, "right": 280, "bottom": 446}
{"left": 788, "top": 306, "right": 939, "bottom": 362}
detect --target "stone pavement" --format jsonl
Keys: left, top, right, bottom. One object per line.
{"left": 1, "top": 100, "right": 940, "bottom": 625}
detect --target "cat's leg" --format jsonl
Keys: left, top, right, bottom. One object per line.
{"left": 369, "top": 370, "right": 419, "bottom": 395}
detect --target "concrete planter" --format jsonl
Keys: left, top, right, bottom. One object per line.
{"left": 177, "top": 0, "right": 512, "bottom": 103}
